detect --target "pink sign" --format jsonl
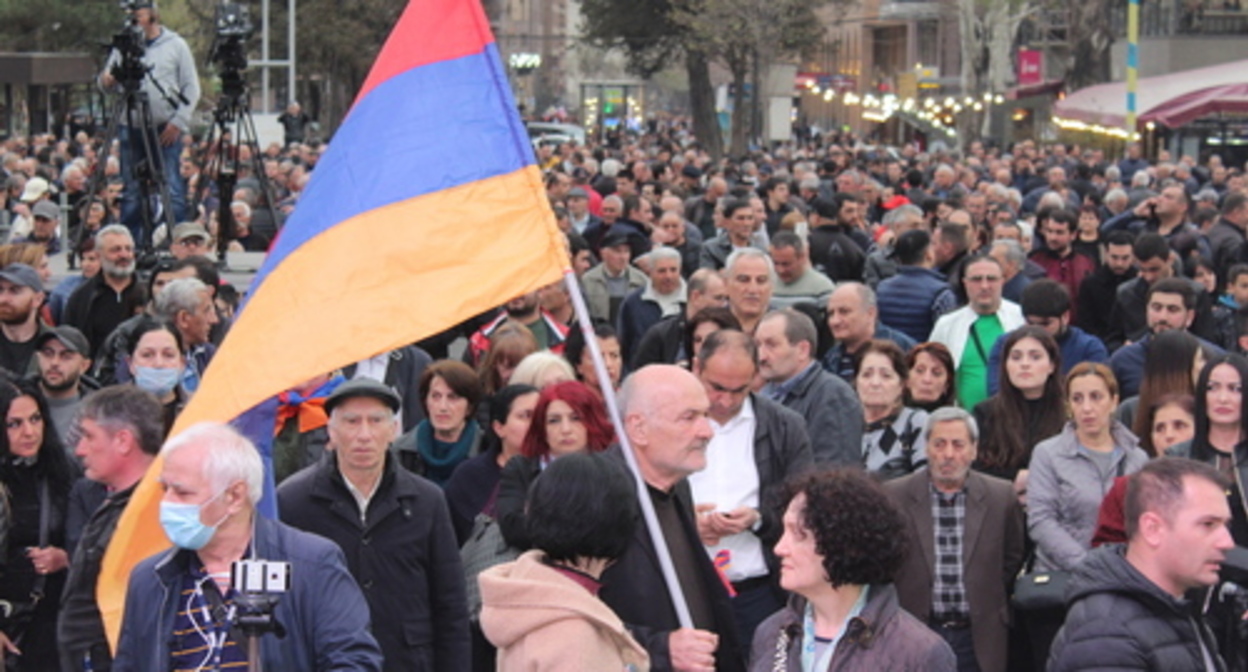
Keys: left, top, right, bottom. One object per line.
{"left": 1017, "top": 50, "right": 1043, "bottom": 86}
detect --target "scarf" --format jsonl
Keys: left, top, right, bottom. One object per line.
{"left": 273, "top": 375, "right": 345, "bottom": 437}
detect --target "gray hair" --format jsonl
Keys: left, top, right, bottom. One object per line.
{"left": 1105, "top": 165, "right": 1122, "bottom": 182}
{"left": 77, "top": 386, "right": 166, "bottom": 456}
{"left": 924, "top": 406, "right": 979, "bottom": 443}
{"left": 798, "top": 175, "right": 821, "bottom": 192}
{"left": 1104, "top": 188, "right": 1128, "bottom": 206}
{"left": 761, "top": 309, "right": 818, "bottom": 351}
{"left": 649, "top": 246, "right": 682, "bottom": 269}
{"left": 1131, "top": 170, "right": 1152, "bottom": 188}
{"left": 95, "top": 223, "right": 133, "bottom": 246}
{"left": 882, "top": 204, "right": 922, "bottom": 229}
{"left": 725, "top": 247, "right": 774, "bottom": 276}
{"left": 154, "top": 277, "right": 209, "bottom": 321}
{"left": 991, "top": 238, "right": 1026, "bottom": 267}
{"left": 1037, "top": 191, "right": 1066, "bottom": 212}
{"left": 162, "top": 422, "right": 265, "bottom": 505}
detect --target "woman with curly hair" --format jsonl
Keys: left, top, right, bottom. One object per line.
{"left": 495, "top": 380, "right": 615, "bottom": 549}
{"left": 749, "top": 469, "right": 955, "bottom": 671}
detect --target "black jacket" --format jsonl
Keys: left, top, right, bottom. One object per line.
{"left": 598, "top": 447, "right": 746, "bottom": 672}
{"left": 1075, "top": 264, "right": 1136, "bottom": 342}
{"left": 631, "top": 314, "right": 687, "bottom": 370}
{"left": 1049, "top": 544, "right": 1226, "bottom": 672}
{"left": 277, "top": 452, "right": 470, "bottom": 672}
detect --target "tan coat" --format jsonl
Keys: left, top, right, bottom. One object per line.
{"left": 480, "top": 550, "right": 650, "bottom": 671}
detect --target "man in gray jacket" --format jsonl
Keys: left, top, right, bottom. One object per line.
{"left": 99, "top": 0, "right": 200, "bottom": 236}
{"left": 756, "top": 308, "right": 864, "bottom": 466}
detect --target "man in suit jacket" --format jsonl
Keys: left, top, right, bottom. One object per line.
{"left": 600, "top": 365, "right": 746, "bottom": 672}
{"left": 884, "top": 406, "right": 1026, "bottom": 672}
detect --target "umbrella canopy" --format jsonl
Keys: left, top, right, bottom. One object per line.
{"left": 1139, "top": 82, "right": 1248, "bottom": 128}
{"left": 1054, "top": 59, "right": 1248, "bottom": 128}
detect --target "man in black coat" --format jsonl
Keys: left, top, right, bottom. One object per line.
{"left": 600, "top": 365, "right": 746, "bottom": 672}
{"left": 278, "top": 378, "right": 469, "bottom": 672}
{"left": 1048, "top": 458, "right": 1231, "bottom": 671}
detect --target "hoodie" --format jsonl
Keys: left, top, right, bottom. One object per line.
{"left": 480, "top": 550, "right": 650, "bottom": 671}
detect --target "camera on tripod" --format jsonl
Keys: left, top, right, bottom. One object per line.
{"left": 209, "top": 3, "right": 254, "bottom": 101}
{"left": 106, "top": 1, "right": 150, "bottom": 91}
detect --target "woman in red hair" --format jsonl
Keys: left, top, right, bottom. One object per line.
{"left": 496, "top": 380, "right": 615, "bottom": 549}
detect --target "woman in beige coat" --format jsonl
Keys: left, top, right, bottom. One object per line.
{"left": 480, "top": 452, "right": 649, "bottom": 671}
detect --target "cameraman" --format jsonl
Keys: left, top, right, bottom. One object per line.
{"left": 111, "top": 422, "right": 383, "bottom": 670}
{"left": 98, "top": 0, "right": 200, "bottom": 245}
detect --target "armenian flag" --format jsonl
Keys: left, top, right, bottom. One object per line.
{"left": 98, "top": 0, "right": 568, "bottom": 647}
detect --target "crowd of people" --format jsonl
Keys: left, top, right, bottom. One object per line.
{"left": 0, "top": 32, "right": 1247, "bottom": 667}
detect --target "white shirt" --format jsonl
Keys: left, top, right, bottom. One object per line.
{"left": 688, "top": 397, "right": 768, "bottom": 582}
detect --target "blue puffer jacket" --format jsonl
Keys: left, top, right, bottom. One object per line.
{"left": 112, "top": 516, "right": 383, "bottom": 671}
{"left": 876, "top": 266, "right": 957, "bottom": 344}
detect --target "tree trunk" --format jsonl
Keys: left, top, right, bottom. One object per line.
{"left": 1067, "top": 0, "right": 1114, "bottom": 90}
{"left": 685, "top": 48, "right": 723, "bottom": 161}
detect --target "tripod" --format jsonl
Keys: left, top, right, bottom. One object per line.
{"left": 77, "top": 35, "right": 183, "bottom": 263}
{"left": 194, "top": 39, "right": 282, "bottom": 269}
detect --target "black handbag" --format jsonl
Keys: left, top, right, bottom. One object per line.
{"left": 1011, "top": 566, "right": 1071, "bottom": 611}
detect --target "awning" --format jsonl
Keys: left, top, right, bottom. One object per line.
{"left": 1053, "top": 59, "right": 1248, "bottom": 129}
{"left": 1139, "top": 83, "right": 1248, "bottom": 128}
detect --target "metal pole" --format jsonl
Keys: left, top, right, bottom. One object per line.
{"left": 262, "top": 0, "right": 271, "bottom": 113}
{"left": 560, "top": 269, "right": 694, "bottom": 629}
{"left": 288, "top": 0, "right": 297, "bottom": 109}
{"left": 1126, "top": 0, "right": 1140, "bottom": 134}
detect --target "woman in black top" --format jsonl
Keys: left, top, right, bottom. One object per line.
{"left": 0, "top": 379, "right": 79, "bottom": 670}
{"left": 974, "top": 326, "right": 1066, "bottom": 486}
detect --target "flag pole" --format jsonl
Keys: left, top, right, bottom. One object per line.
{"left": 561, "top": 268, "right": 694, "bottom": 629}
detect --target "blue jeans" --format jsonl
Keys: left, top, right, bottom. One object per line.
{"left": 119, "top": 123, "right": 186, "bottom": 245}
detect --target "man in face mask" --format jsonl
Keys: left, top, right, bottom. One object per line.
{"left": 112, "top": 422, "right": 384, "bottom": 671}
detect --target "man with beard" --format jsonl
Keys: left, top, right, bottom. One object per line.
{"left": 35, "top": 325, "right": 98, "bottom": 445}
{"left": 466, "top": 290, "right": 570, "bottom": 366}
{"left": 0, "top": 263, "right": 51, "bottom": 376}
{"left": 64, "top": 225, "right": 145, "bottom": 357}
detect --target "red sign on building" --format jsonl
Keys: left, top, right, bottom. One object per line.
{"left": 1017, "top": 50, "right": 1043, "bottom": 86}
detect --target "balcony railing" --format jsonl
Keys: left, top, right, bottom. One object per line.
{"left": 1110, "top": 0, "right": 1248, "bottom": 36}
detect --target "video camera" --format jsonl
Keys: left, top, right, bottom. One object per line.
{"left": 208, "top": 3, "right": 254, "bottom": 101}
{"left": 106, "top": 1, "right": 150, "bottom": 91}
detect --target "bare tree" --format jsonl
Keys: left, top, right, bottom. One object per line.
{"left": 1065, "top": 0, "right": 1114, "bottom": 90}
{"left": 958, "top": 0, "right": 1033, "bottom": 146}
{"left": 673, "top": 0, "right": 828, "bottom": 155}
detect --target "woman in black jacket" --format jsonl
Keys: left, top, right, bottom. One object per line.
{"left": 0, "top": 379, "right": 79, "bottom": 671}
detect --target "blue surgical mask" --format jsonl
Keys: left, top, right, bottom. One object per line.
{"left": 160, "top": 491, "right": 227, "bottom": 550}
{"left": 135, "top": 366, "right": 181, "bottom": 397}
